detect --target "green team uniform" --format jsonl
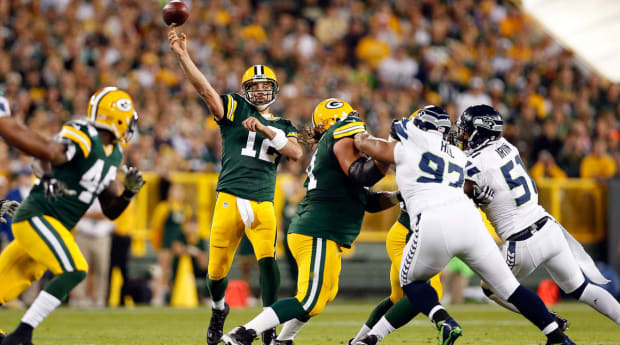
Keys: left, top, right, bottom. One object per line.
{"left": 217, "top": 93, "right": 298, "bottom": 202}
{"left": 288, "top": 116, "right": 368, "bottom": 247}
{"left": 14, "top": 120, "right": 122, "bottom": 229}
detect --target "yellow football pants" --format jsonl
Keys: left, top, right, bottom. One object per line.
{"left": 208, "top": 192, "right": 277, "bottom": 280}
{"left": 0, "top": 216, "right": 88, "bottom": 304}
{"left": 288, "top": 233, "right": 344, "bottom": 317}
{"left": 387, "top": 221, "right": 443, "bottom": 302}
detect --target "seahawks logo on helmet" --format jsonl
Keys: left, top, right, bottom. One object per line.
{"left": 412, "top": 105, "right": 451, "bottom": 139}
{"left": 457, "top": 104, "right": 503, "bottom": 151}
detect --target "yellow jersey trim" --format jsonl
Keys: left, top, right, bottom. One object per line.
{"left": 60, "top": 126, "right": 92, "bottom": 157}
{"left": 333, "top": 122, "right": 366, "bottom": 139}
{"left": 225, "top": 94, "right": 237, "bottom": 122}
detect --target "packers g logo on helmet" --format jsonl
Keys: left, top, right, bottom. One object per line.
{"left": 241, "top": 65, "right": 278, "bottom": 111}
{"left": 87, "top": 87, "right": 138, "bottom": 144}
{"left": 312, "top": 98, "right": 355, "bottom": 130}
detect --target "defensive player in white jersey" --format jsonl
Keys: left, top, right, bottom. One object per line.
{"left": 354, "top": 105, "right": 575, "bottom": 345}
{"left": 457, "top": 104, "right": 620, "bottom": 326}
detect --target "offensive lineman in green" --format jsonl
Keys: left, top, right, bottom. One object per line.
{"left": 168, "top": 28, "right": 303, "bottom": 345}
{"left": 222, "top": 98, "right": 400, "bottom": 345}
{"left": 0, "top": 87, "right": 145, "bottom": 345}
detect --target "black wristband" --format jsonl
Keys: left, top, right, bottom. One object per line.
{"left": 121, "top": 189, "right": 136, "bottom": 201}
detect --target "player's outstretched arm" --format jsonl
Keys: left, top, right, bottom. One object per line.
{"left": 334, "top": 137, "right": 387, "bottom": 187}
{"left": 168, "top": 28, "right": 224, "bottom": 120}
{"left": 353, "top": 132, "right": 396, "bottom": 164}
{"left": 242, "top": 117, "right": 303, "bottom": 161}
{"left": 98, "top": 165, "right": 145, "bottom": 220}
{"left": 0, "top": 117, "right": 66, "bottom": 165}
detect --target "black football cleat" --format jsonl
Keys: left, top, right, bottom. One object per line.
{"left": 2, "top": 323, "right": 33, "bottom": 345}
{"left": 0, "top": 329, "right": 6, "bottom": 342}
{"left": 206, "top": 303, "right": 230, "bottom": 345}
{"left": 545, "top": 335, "right": 576, "bottom": 345}
{"left": 550, "top": 311, "right": 570, "bottom": 332}
{"left": 435, "top": 317, "right": 462, "bottom": 345}
{"left": 274, "top": 340, "right": 294, "bottom": 345}
{"left": 262, "top": 328, "right": 277, "bottom": 345}
{"left": 221, "top": 326, "right": 257, "bottom": 345}
{"left": 1, "top": 333, "right": 33, "bottom": 345}
{"left": 353, "top": 334, "right": 379, "bottom": 345}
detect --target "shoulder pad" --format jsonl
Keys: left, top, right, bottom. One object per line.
{"left": 222, "top": 93, "right": 243, "bottom": 122}
{"left": 60, "top": 122, "right": 93, "bottom": 158}
{"left": 333, "top": 117, "right": 366, "bottom": 139}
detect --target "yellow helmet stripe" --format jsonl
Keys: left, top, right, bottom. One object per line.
{"left": 89, "top": 87, "right": 117, "bottom": 122}
{"left": 287, "top": 132, "right": 298, "bottom": 138}
{"left": 60, "top": 126, "right": 91, "bottom": 157}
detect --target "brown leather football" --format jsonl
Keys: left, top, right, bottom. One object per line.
{"left": 162, "top": 1, "right": 189, "bottom": 27}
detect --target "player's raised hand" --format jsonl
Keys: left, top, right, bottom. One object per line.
{"left": 242, "top": 117, "right": 266, "bottom": 134}
{"left": 168, "top": 27, "right": 187, "bottom": 56}
{"left": 121, "top": 165, "right": 145, "bottom": 195}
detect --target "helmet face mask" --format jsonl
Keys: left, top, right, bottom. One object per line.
{"left": 241, "top": 65, "right": 279, "bottom": 111}
{"left": 458, "top": 104, "right": 503, "bottom": 151}
{"left": 244, "top": 81, "right": 276, "bottom": 108}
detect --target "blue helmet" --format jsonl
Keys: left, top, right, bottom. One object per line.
{"left": 457, "top": 104, "right": 504, "bottom": 151}
{"left": 411, "top": 105, "right": 452, "bottom": 139}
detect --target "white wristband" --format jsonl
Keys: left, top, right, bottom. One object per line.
{"left": 268, "top": 126, "right": 288, "bottom": 150}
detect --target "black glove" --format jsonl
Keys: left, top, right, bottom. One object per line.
{"left": 121, "top": 165, "right": 145, "bottom": 199}
{"left": 40, "top": 174, "right": 75, "bottom": 201}
{"left": 0, "top": 200, "right": 20, "bottom": 223}
{"left": 473, "top": 184, "right": 495, "bottom": 206}
{"left": 389, "top": 119, "right": 402, "bottom": 142}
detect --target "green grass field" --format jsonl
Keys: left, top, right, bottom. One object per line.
{"left": 1, "top": 301, "right": 618, "bottom": 344}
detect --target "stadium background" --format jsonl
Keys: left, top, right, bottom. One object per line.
{"left": 0, "top": 0, "right": 619, "bottom": 308}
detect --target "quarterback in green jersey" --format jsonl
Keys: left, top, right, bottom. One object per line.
{"left": 0, "top": 87, "right": 144, "bottom": 345}
{"left": 222, "top": 98, "right": 400, "bottom": 345}
{"left": 169, "top": 28, "right": 303, "bottom": 345}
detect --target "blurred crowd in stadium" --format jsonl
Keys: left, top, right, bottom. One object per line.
{"left": 0, "top": 0, "right": 619, "bottom": 182}
{"left": 0, "top": 0, "right": 619, "bottom": 309}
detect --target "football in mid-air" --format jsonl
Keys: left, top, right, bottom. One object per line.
{"left": 162, "top": 0, "right": 189, "bottom": 27}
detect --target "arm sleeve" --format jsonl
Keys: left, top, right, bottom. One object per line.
{"left": 393, "top": 141, "right": 405, "bottom": 166}
{"left": 332, "top": 117, "right": 366, "bottom": 139}
{"left": 57, "top": 125, "right": 92, "bottom": 159}
{"left": 218, "top": 93, "right": 238, "bottom": 125}
{"left": 465, "top": 158, "right": 486, "bottom": 186}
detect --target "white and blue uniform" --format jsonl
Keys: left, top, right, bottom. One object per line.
{"left": 0, "top": 94, "right": 11, "bottom": 118}
{"left": 466, "top": 137, "right": 609, "bottom": 292}
{"left": 394, "top": 119, "right": 520, "bottom": 300}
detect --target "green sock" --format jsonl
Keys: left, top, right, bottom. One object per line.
{"left": 258, "top": 257, "right": 280, "bottom": 306}
{"left": 384, "top": 297, "right": 420, "bottom": 329}
{"left": 44, "top": 271, "right": 87, "bottom": 300}
{"left": 207, "top": 277, "right": 228, "bottom": 302}
{"left": 271, "top": 297, "right": 307, "bottom": 323}
{"left": 365, "top": 297, "right": 394, "bottom": 327}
